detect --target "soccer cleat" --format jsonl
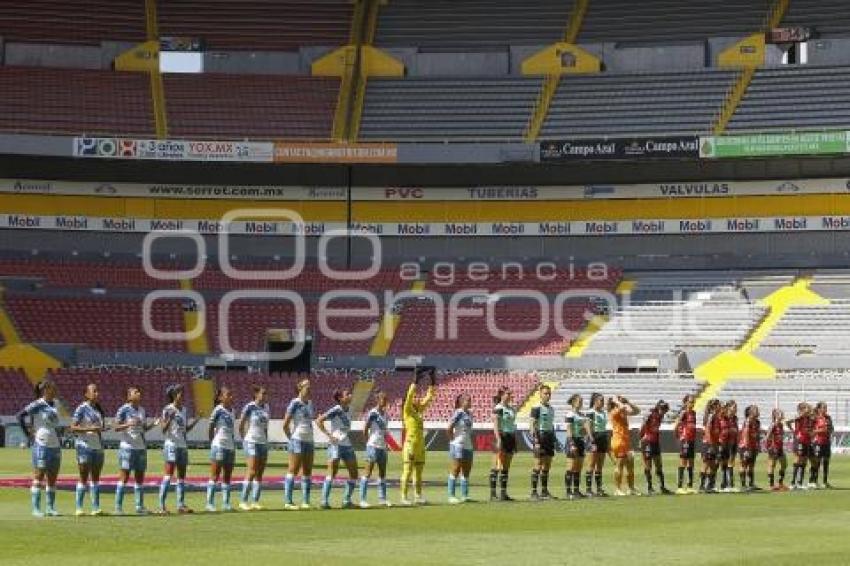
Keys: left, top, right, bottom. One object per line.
{"left": 250, "top": 504, "right": 265, "bottom": 511}
{"left": 660, "top": 487, "right": 673, "bottom": 495}
{"left": 807, "top": 483, "right": 819, "bottom": 490}
{"left": 359, "top": 501, "right": 371, "bottom": 509}
{"left": 571, "top": 491, "right": 586, "bottom": 499}
{"left": 299, "top": 503, "right": 311, "bottom": 511}
{"left": 614, "top": 489, "right": 627, "bottom": 497}
{"left": 499, "top": 493, "right": 515, "bottom": 502}
{"left": 646, "top": 488, "right": 656, "bottom": 496}
{"left": 46, "top": 508, "right": 61, "bottom": 517}
{"left": 75, "top": 509, "right": 86, "bottom": 517}
{"left": 135, "top": 507, "right": 149, "bottom": 516}
{"left": 238, "top": 502, "right": 253, "bottom": 511}
{"left": 113, "top": 508, "right": 124, "bottom": 516}
{"left": 177, "top": 506, "right": 194, "bottom": 514}
{"left": 205, "top": 504, "right": 217, "bottom": 513}
{"left": 629, "top": 489, "right": 642, "bottom": 497}
{"left": 154, "top": 508, "right": 170, "bottom": 516}
{"left": 378, "top": 499, "right": 393, "bottom": 508}
{"left": 90, "top": 509, "right": 104, "bottom": 517}
{"left": 448, "top": 497, "right": 461, "bottom": 505}
{"left": 399, "top": 498, "right": 414, "bottom": 506}
{"left": 490, "top": 494, "right": 500, "bottom": 502}
{"left": 341, "top": 501, "right": 356, "bottom": 510}
{"left": 320, "top": 503, "right": 332, "bottom": 510}
{"left": 32, "top": 510, "right": 45, "bottom": 518}
{"left": 687, "top": 488, "right": 698, "bottom": 495}
{"left": 284, "top": 503, "right": 298, "bottom": 510}
{"left": 222, "top": 505, "right": 234, "bottom": 513}
{"left": 540, "top": 490, "right": 556, "bottom": 500}
{"left": 825, "top": 482, "right": 834, "bottom": 489}
{"left": 414, "top": 496, "right": 427, "bottom": 505}
{"left": 676, "top": 488, "right": 688, "bottom": 495}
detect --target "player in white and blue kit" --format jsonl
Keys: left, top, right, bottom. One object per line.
{"left": 114, "top": 386, "right": 156, "bottom": 515}
{"left": 158, "top": 384, "right": 198, "bottom": 514}
{"left": 238, "top": 385, "right": 270, "bottom": 511}
{"left": 360, "top": 390, "right": 391, "bottom": 508}
{"left": 70, "top": 383, "right": 106, "bottom": 516}
{"left": 206, "top": 386, "right": 236, "bottom": 512}
{"left": 316, "top": 389, "right": 359, "bottom": 509}
{"left": 282, "top": 379, "right": 314, "bottom": 510}
{"left": 447, "top": 393, "right": 474, "bottom": 504}
{"left": 17, "top": 380, "right": 62, "bottom": 517}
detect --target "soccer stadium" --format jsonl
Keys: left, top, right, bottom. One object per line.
{"left": 1, "top": 0, "right": 850, "bottom": 564}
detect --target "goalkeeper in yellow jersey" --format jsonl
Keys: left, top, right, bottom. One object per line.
{"left": 399, "top": 366, "right": 436, "bottom": 506}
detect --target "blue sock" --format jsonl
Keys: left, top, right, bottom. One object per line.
{"left": 252, "top": 480, "right": 262, "bottom": 503}
{"left": 90, "top": 482, "right": 100, "bottom": 510}
{"left": 359, "top": 477, "right": 368, "bottom": 502}
{"left": 448, "top": 474, "right": 457, "bottom": 498}
{"left": 176, "top": 480, "right": 185, "bottom": 507}
{"left": 379, "top": 479, "right": 387, "bottom": 501}
{"left": 134, "top": 484, "right": 143, "bottom": 510}
{"left": 344, "top": 480, "right": 355, "bottom": 504}
{"left": 159, "top": 476, "right": 171, "bottom": 509}
{"left": 223, "top": 484, "right": 231, "bottom": 507}
{"left": 31, "top": 483, "right": 41, "bottom": 513}
{"left": 206, "top": 481, "right": 216, "bottom": 508}
{"left": 75, "top": 482, "right": 86, "bottom": 511}
{"left": 322, "top": 477, "right": 332, "bottom": 506}
{"left": 115, "top": 482, "right": 125, "bottom": 511}
{"left": 302, "top": 476, "right": 311, "bottom": 505}
{"left": 241, "top": 480, "right": 251, "bottom": 503}
{"left": 284, "top": 474, "right": 294, "bottom": 505}
{"left": 460, "top": 476, "right": 469, "bottom": 499}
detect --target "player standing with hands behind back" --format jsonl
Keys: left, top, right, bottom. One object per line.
{"left": 400, "top": 366, "right": 436, "bottom": 506}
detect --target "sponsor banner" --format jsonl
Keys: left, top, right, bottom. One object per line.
{"left": 700, "top": 131, "right": 850, "bottom": 159}
{"left": 540, "top": 136, "right": 700, "bottom": 161}
{"left": 274, "top": 142, "right": 398, "bottom": 164}
{"left": 0, "top": 178, "right": 345, "bottom": 200}
{"left": 73, "top": 138, "right": 274, "bottom": 162}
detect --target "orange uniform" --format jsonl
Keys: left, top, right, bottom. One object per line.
{"left": 610, "top": 406, "right": 630, "bottom": 458}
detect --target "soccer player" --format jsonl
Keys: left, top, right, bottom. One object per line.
{"left": 564, "top": 394, "right": 593, "bottom": 500}
{"left": 282, "top": 378, "right": 315, "bottom": 510}
{"left": 765, "top": 408, "right": 788, "bottom": 491}
{"left": 700, "top": 399, "right": 722, "bottom": 494}
{"left": 18, "top": 380, "right": 62, "bottom": 517}
{"left": 70, "top": 383, "right": 106, "bottom": 516}
{"left": 529, "top": 384, "right": 557, "bottom": 500}
{"left": 399, "top": 367, "right": 436, "bottom": 506}
{"left": 737, "top": 405, "right": 761, "bottom": 491}
{"left": 360, "top": 390, "right": 391, "bottom": 508}
{"left": 158, "top": 384, "right": 198, "bottom": 514}
{"left": 114, "top": 386, "right": 155, "bottom": 515}
{"left": 447, "top": 393, "right": 474, "bottom": 504}
{"left": 811, "top": 402, "right": 833, "bottom": 489}
{"left": 640, "top": 400, "right": 670, "bottom": 495}
{"left": 585, "top": 393, "right": 609, "bottom": 497}
{"left": 206, "top": 387, "right": 236, "bottom": 512}
{"left": 316, "top": 389, "right": 359, "bottom": 509}
{"left": 491, "top": 386, "right": 517, "bottom": 501}
{"left": 239, "top": 385, "right": 270, "bottom": 511}
{"left": 609, "top": 395, "right": 640, "bottom": 496}
{"left": 674, "top": 394, "right": 698, "bottom": 494}
{"left": 786, "top": 402, "right": 813, "bottom": 490}
{"left": 719, "top": 401, "right": 740, "bottom": 492}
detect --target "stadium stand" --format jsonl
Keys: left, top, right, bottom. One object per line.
{"left": 164, "top": 74, "right": 339, "bottom": 140}
{"left": 783, "top": 0, "right": 850, "bottom": 38}
{"left": 726, "top": 65, "right": 850, "bottom": 132}
{"left": 192, "top": 265, "right": 407, "bottom": 293}
{"left": 425, "top": 266, "right": 621, "bottom": 294}
{"left": 540, "top": 69, "right": 736, "bottom": 138}
{"left": 0, "top": 67, "right": 154, "bottom": 137}
{"left": 0, "top": 258, "right": 178, "bottom": 290}
{"left": 0, "top": 1, "right": 147, "bottom": 45}
{"left": 156, "top": 0, "right": 354, "bottom": 51}
{"left": 359, "top": 78, "right": 542, "bottom": 141}
{"left": 373, "top": 0, "right": 575, "bottom": 48}
{"left": 0, "top": 368, "right": 35, "bottom": 416}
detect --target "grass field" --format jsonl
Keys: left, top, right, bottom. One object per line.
{"left": 1, "top": 448, "right": 849, "bottom": 565}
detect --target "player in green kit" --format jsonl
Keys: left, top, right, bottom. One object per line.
{"left": 491, "top": 386, "right": 517, "bottom": 501}
{"left": 585, "top": 392, "right": 610, "bottom": 496}
{"left": 530, "top": 385, "right": 557, "bottom": 500}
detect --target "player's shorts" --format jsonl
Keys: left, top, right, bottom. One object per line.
{"left": 32, "top": 445, "right": 61, "bottom": 473}
{"left": 701, "top": 444, "right": 718, "bottom": 462}
{"left": 641, "top": 440, "right": 661, "bottom": 458}
{"left": 729, "top": 443, "right": 738, "bottom": 458}
{"left": 739, "top": 447, "right": 759, "bottom": 465}
{"left": 534, "top": 431, "right": 556, "bottom": 458}
{"left": 243, "top": 442, "right": 268, "bottom": 460}
{"left": 210, "top": 446, "right": 236, "bottom": 467}
{"left": 793, "top": 440, "right": 811, "bottom": 458}
{"left": 403, "top": 441, "right": 426, "bottom": 465}
{"left": 591, "top": 433, "right": 609, "bottom": 454}
{"left": 163, "top": 444, "right": 189, "bottom": 468}
{"left": 118, "top": 447, "right": 147, "bottom": 473}
{"left": 328, "top": 443, "right": 356, "bottom": 462}
{"left": 567, "top": 437, "right": 586, "bottom": 458}
{"left": 767, "top": 447, "right": 785, "bottom": 460}
{"left": 679, "top": 440, "right": 696, "bottom": 460}
{"left": 498, "top": 433, "right": 517, "bottom": 455}
{"left": 75, "top": 445, "right": 104, "bottom": 468}
{"left": 611, "top": 437, "right": 631, "bottom": 459}
{"left": 366, "top": 445, "right": 388, "bottom": 466}
{"left": 813, "top": 442, "right": 831, "bottom": 459}
{"left": 449, "top": 444, "right": 474, "bottom": 462}
{"left": 289, "top": 438, "right": 314, "bottom": 456}
{"left": 719, "top": 444, "right": 733, "bottom": 461}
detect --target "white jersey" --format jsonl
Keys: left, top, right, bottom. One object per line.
{"left": 449, "top": 408, "right": 473, "bottom": 450}
{"left": 240, "top": 401, "right": 269, "bottom": 444}
{"left": 71, "top": 401, "right": 104, "bottom": 450}
{"left": 285, "top": 398, "right": 314, "bottom": 442}
{"left": 365, "top": 407, "right": 388, "bottom": 449}
{"left": 20, "top": 399, "right": 60, "bottom": 448}
{"left": 116, "top": 403, "right": 147, "bottom": 450}
{"left": 210, "top": 404, "right": 236, "bottom": 450}
{"left": 162, "top": 404, "right": 188, "bottom": 449}
{"left": 321, "top": 404, "right": 352, "bottom": 447}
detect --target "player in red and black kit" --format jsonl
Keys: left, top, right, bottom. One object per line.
{"left": 674, "top": 394, "right": 697, "bottom": 494}
{"left": 811, "top": 402, "right": 833, "bottom": 489}
{"left": 737, "top": 405, "right": 761, "bottom": 491}
{"left": 700, "top": 399, "right": 722, "bottom": 493}
{"left": 717, "top": 403, "right": 732, "bottom": 492}
{"left": 786, "top": 402, "right": 813, "bottom": 490}
{"left": 725, "top": 401, "right": 740, "bottom": 492}
{"left": 765, "top": 408, "right": 788, "bottom": 491}
{"left": 640, "top": 400, "right": 670, "bottom": 495}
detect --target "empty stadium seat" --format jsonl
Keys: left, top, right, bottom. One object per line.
{"left": 0, "top": 1, "right": 147, "bottom": 45}
{"left": 0, "top": 368, "right": 36, "bottom": 417}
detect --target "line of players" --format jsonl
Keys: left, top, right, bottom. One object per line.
{"left": 17, "top": 375, "right": 835, "bottom": 517}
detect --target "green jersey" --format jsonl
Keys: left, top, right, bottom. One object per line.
{"left": 493, "top": 403, "right": 516, "bottom": 433}
{"left": 565, "top": 409, "right": 588, "bottom": 438}
{"left": 530, "top": 404, "right": 555, "bottom": 432}
{"left": 586, "top": 408, "right": 608, "bottom": 434}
